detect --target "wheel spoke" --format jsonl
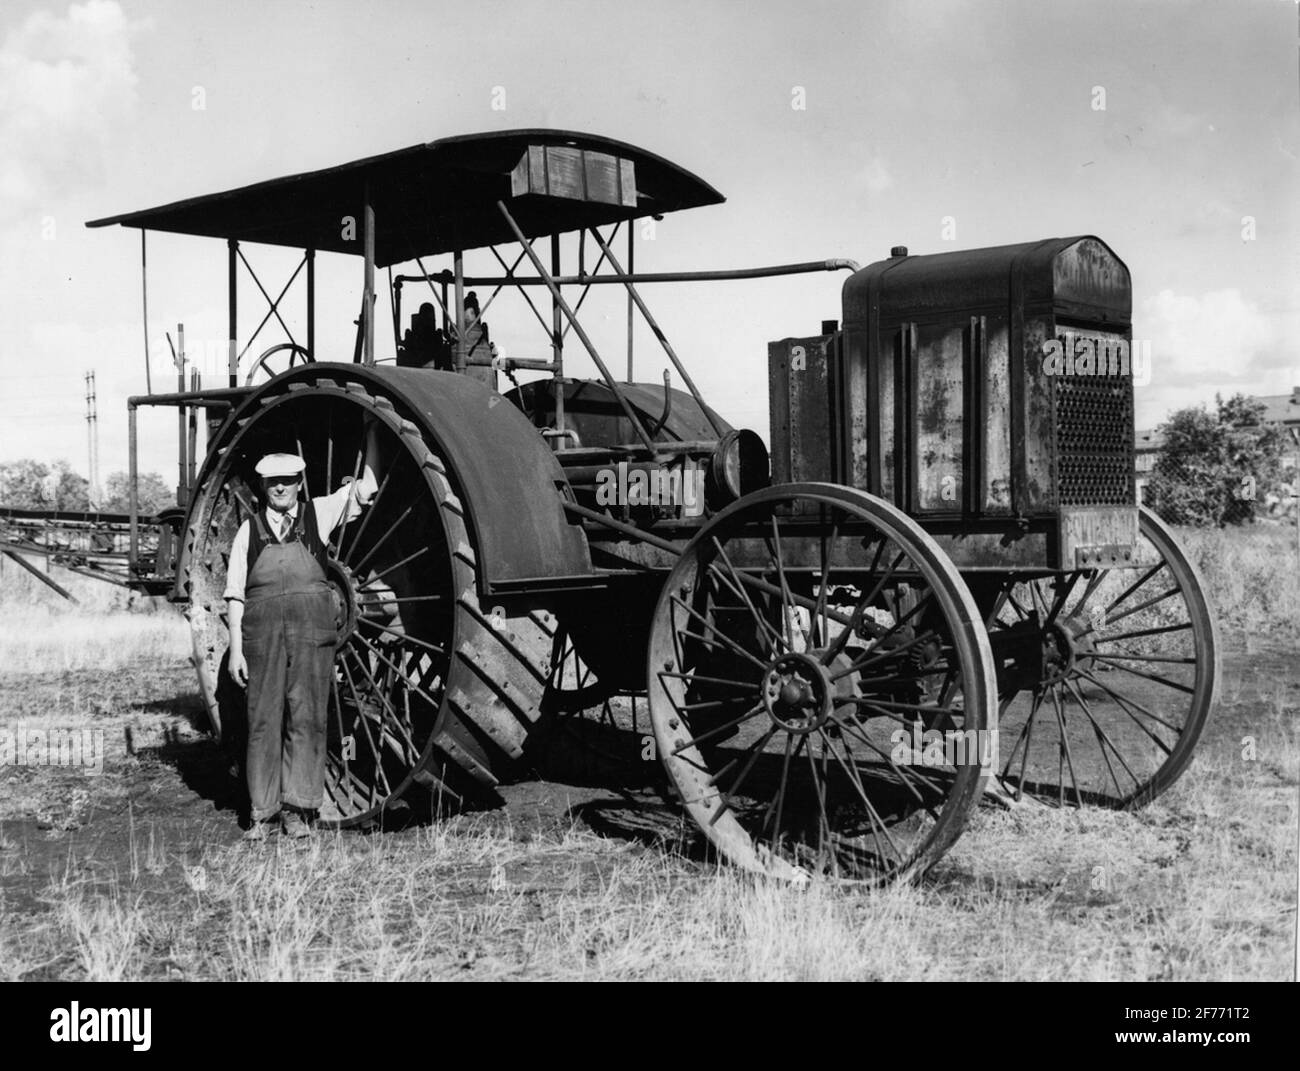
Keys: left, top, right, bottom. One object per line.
{"left": 295, "top": 435, "right": 312, "bottom": 501}
{"left": 812, "top": 521, "right": 838, "bottom": 647}
{"left": 1005, "top": 689, "right": 1045, "bottom": 800}
{"left": 1102, "top": 562, "right": 1164, "bottom": 617}
{"left": 1063, "top": 676, "right": 1142, "bottom": 798}
{"left": 325, "top": 409, "right": 334, "bottom": 497}
{"left": 760, "top": 731, "right": 798, "bottom": 841}
{"left": 342, "top": 462, "right": 395, "bottom": 564}
{"left": 1078, "top": 670, "right": 1176, "bottom": 752}
{"left": 358, "top": 545, "right": 431, "bottom": 590}
{"left": 830, "top": 625, "right": 944, "bottom": 678}
{"left": 343, "top": 640, "right": 420, "bottom": 763}
{"left": 1043, "top": 572, "right": 1081, "bottom": 628}
{"left": 657, "top": 670, "right": 760, "bottom": 691}
{"left": 819, "top": 544, "right": 896, "bottom": 666}
{"left": 1092, "top": 621, "right": 1191, "bottom": 644}
{"left": 1091, "top": 656, "right": 1195, "bottom": 694}
{"left": 670, "top": 595, "right": 771, "bottom": 672}
{"left": 819, "top": 727, "right": 907, "bottom": 865}
{"left": 831, "top": 594, "right": 937, "bottom": 679}
{"left": 358, "top": 593, "right": 448, "bottom": 606}
{"left": 350, "top": 504, "right": 416, "bottom": 575}
{"left": 358, "top": 635, "right": 447, "bottom": 725}
{"left": 767, "top": 515, "right": 798, "bottom": 649}
{"left": 667, "top": 700, "right": 765, "bottom": 755}
{"left": 1102, "top": 585, "right": 1182, "bottom": 628}
{"left": 1069, "top": 568, "right": 1109, "bottom": 620}
{"left": 330, "top": 447, "right": 364, "bottom": 558}
{"left": 356, "top": 616, "right": 447, "bottom": 658}
{"left": 338, "top": 654, "right": 391, "bottom": 800}
{"left": 804, "top": 737, "right": 833, "bottom": 870}
{"left": 1090, "top": 652, "right": 1194, "bottom": 664}
{"left": 1049, "top": 686, "right": 1084, "bottom": 807}
{"left": 707, "top": 725, "right": 778, "bottom": 826}
{"left": 706, "top": 537, "right": 786, "bottom": 656}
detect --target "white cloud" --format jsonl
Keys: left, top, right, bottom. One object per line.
{"left": 1134, "top": 287, "right": 1299, "bottom": 426}
{"left": 0, "top": 1, "right": 149, "bottom": 218}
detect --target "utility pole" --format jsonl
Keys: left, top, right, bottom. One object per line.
{"left": 84, "top": 370, "right": 99, "bottom": 509}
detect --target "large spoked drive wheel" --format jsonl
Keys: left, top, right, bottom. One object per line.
{"left": 648, "top": 483, "right": 998, "bottom": 884}
{"left": 184, "top": 373, "right": 561, "bottom": 826}
{"left": 981, "top": 507, "right": 1219, "bottom": 809}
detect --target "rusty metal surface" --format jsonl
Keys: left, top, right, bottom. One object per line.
{"left": 842, "top": 236, "right": 1130, "bottom": 324}
{"left": 1059, "top": 506, "right": 1139, "bottom": 567}
{"left": 506, "top": 378, "right": 728, "bottom": 449}
{"left": 768, "top": 335, "right": 836, "bottom": 485}
{"left": 981, "top": 316, "right": 1013, "bottom": 514}
{"left": 838, "top": 236, "right": 1134, "bottom": 559}
{"left": 911, "top": 323, "right": 964, "bottom": 512}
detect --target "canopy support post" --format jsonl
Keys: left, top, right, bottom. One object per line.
{"left": 551, "top": 234, "right": 564, "bottom": 433}
{"left": 128, "top": 401, "right": 139, "bottom": 574}
{"left": 306, "top": 247, "right": 315, "bottom": 360}
{"left": 626, "top": 225, "right": 634, "bottom": 384}
{"left": 362, "top": 189, "right": 375, "bottom": 365}
{"left": 453, "top": 250, "right": 465, "bottom": 373}
{"left": 227, "top": 238, "right": 238, "bottom": 386}
{"left": 141, "top": 230, "right": 152, "bottom": 395}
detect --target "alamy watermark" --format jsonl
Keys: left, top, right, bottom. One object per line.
{"left": 890, "top": 723, "right": 999, "bottom": 771}
{"left": 594, "top": 461, "right": 704, "bottom": 513}
{"left": 50, "top": 1002, "right": 151, "bottom": 1051}
{"left": 0, "top": 725, "right": 104, "bottom": 773}
{"left": 1041, "top": 332, "right": 1152, "bottom": 386}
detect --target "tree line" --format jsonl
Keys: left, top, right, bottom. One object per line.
{"left": 0, "top": 459, "right": 174, "bottom": 516}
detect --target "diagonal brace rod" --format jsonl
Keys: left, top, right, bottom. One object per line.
{"left": 496, "top": 200, "right": 658, "bottom": 454}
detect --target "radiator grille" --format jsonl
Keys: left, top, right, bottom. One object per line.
{"left": 1054, "top": 371, "right": 1134, "bottom": 507}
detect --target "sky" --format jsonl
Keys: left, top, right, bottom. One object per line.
{"left": 1, "top": 0, "right": 1297, "bottom": 489}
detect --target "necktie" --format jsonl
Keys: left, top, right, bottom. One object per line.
{"left": 278, "top": 514, "right": 291, "bottom": 541}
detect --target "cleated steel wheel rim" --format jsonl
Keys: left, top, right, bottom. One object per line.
{"left": 985, "top": 507, "right": 1220, "bottom": 809}
{"left": 648, "top": 483, "right": 998, "bottom": 885}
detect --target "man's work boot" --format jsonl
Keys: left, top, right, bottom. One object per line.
{"left": 281, "top": 808, "right": 312, "bottom": 841}
{"left": 243, "top": 818, "right": 275, "bottom": 843}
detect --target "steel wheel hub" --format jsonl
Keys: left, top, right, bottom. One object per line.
{"left": 762, "top": 652, "right": 833, "bottom": 733}
{"left": 325, "top": 557, "right": 361, "bottom": 644}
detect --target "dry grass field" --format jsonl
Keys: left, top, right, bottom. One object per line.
{"left": 0, "top": 525, "right": 1296, "bottom": 981}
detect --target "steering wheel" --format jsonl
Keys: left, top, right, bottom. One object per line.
{"left": 245, "top": 343, "right": 313, "bottom": 385}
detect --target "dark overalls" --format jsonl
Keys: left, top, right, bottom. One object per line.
{"left": 244, "top": 505, "right": 337, "bottom": 822}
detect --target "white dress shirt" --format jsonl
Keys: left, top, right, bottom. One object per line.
{"left": 224, "top": 479, "right": 373, "bottom": 602}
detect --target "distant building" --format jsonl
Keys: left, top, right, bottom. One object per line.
{"left": 1134, "top": 428, "right": 1163, "bottom": 504}
{"left": 1252, "top": 386, "right": 1300, "bottom": 471}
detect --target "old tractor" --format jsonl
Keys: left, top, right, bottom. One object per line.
{"left": 76, "top": 129, "right": 1217, "bottom": 883}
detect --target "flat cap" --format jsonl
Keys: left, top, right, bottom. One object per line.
{"left": 255, "top": 453, "right": 307, "bottom": 478}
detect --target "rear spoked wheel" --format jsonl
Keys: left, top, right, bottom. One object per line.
{"left": 186, "top": 374, "right": 568, "bottom": 827}
{"left": 648, "top": 484, "right": 997, "bottom": 884}
{"left": 984, "top": 507, "right": 1219, "bottom": 809}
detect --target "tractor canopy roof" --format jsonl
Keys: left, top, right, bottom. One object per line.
{"left": 86, "top": 129, "right": 725, "bottom": 266}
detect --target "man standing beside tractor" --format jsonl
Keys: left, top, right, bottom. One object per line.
{"left": 224, "top": 421, "right": 381, "bottom": 841}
